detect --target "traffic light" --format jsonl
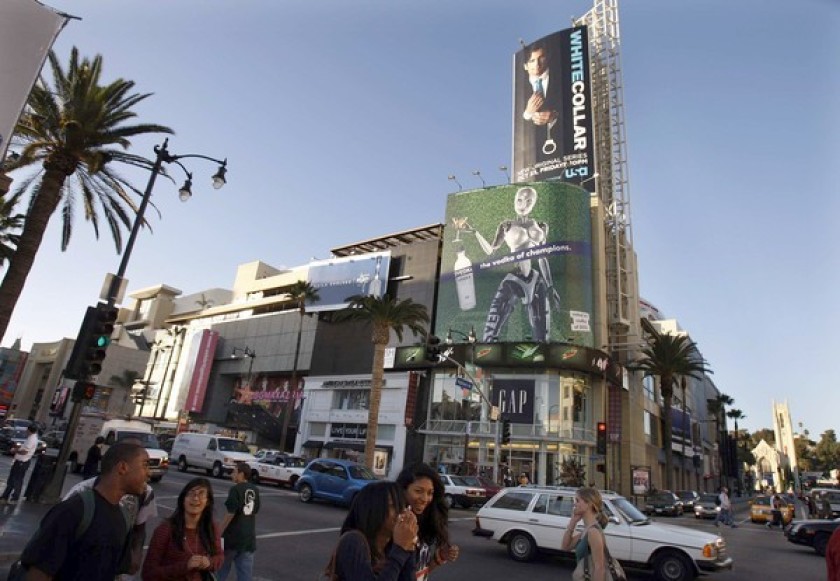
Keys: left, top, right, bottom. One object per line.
{"left": 596, "top": 463, "right": 606, "bottom": 473}
{"left": 425, "top": 335, "right": 441, "bottom": 362}
{"left": 596, "top": 421, "right": 607, "bottom": 455}
{"left": 501, "top": 418, "right": 512, "bottom": 445}
{"left": 71, "top": 381, "right": 97, "bottom": 402}
{"left": 65, "top": 304, "right": 118, "bottom": 380}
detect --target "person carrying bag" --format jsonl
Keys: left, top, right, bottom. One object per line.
{"left": 561, "top": 487, "right": 626, "bottom": 581}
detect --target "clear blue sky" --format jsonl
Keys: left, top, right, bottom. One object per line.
{"left": 4, "top": 0, "right": 838, "bottom": 439}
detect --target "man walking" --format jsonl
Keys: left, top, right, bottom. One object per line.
{"left": 0, "top": 423, "right": 39, "bottom": 504}
{"left": 715, "top": 486, "right": 737, "bottom": 528}
{"left": 19, "top": 441, "right": 150, "bottom": 580}
{"left": 218, "top": 462, "right": 261, "bottom": 581}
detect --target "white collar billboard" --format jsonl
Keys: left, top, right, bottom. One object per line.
{"left": 436, "top": 182, "right": 593, "bottom": 347}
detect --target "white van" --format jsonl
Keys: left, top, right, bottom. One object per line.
{"left": 170, "top": 433, "right": 256, "bottom": 478}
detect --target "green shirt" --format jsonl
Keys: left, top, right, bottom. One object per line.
{"left": 223, "top": 481, "right": 260, "bottom": 552}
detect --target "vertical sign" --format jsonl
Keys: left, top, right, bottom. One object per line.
{"left": 185, "top": 329, "right": 219, "bottom": 413}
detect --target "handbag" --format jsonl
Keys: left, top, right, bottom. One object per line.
{"left": 571, "top": 525, "right": 627, "bottom": 581}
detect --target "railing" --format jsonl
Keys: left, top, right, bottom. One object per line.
{"left": 418, "top": 419, "right": 595, "bottom": 444}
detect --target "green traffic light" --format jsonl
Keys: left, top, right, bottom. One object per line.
{"left": 96, "top": 335, "right": 111, "bottom": 348}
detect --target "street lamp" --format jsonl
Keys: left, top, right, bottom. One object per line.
{"left": 231, "top": 346, "right": 256, "bottom": 390}
{"left": 42, "top": 139, "right": 229, "bottom": 503}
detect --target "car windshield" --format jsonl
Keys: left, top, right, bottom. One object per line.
{"left": 118, "top": 431, "right": 161, "bottom": 448}
{"left": 283, "top": 457, "right": 306, "bottom": 468}
{"left": 348, "top": 465, "right": 378, "bottom": 480}
{"left": 11, "top": 428, "right": 27, "bottom": 439}
{"left": 699, "top": 494, "right": 718, "bottom": 502}
{"left": 651, "top": 493, "right": 674, "bottom": 502}
{"left": 677, "top": 492, "right": 694, "bottom": 500}
{"left": 611, "top": 497, "right": 649, "bottom": 523}
{"left": 218, "top": 438, "right": 251, "bottom": 453}
{"left": 461, "top": 476, "right": 481, "bottom": 486}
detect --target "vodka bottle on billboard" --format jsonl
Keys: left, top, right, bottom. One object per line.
{"left": 369, "top": 256, "right": 383, "bottom": 296}
{"left": 453, "top": 244, "right": 476, "bottom": 310}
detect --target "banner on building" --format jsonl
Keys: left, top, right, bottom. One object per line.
{"left": 185, "top": 329, "right": 220, "bottom": 413}
{"left": 306, "top": 251, "right": 391, "bottom": 312}
{"left": 512, "top": 26, "right": 595, "bottom": 186}
{"left": 0, "top": 0, "right": 69, "bottom": 160}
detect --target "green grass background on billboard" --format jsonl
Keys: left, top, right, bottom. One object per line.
{"left": 437, "top": 182, "right": 593, "bottom": 347}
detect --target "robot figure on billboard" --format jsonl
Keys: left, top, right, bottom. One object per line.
{"left": 472, "top": 186, "right": 562, "bottom": 342}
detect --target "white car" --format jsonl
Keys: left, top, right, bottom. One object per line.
{"left": 246, "top": 454, "right": 307, "bottom": 488}
{"left": 439, "top": 473, "right": 487, "bottom": 509}
{"left": 474, "top": 485, "right": 732, "bottom": 581}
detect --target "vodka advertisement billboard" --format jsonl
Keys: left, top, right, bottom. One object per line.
{"left": 305, "top": 251, "right": 390, "bottom": 312}
{"left": 512, "top": 26, "right": 595, "bottom": 187}
{"left": 436, "top": 182, "right": 593, "bottom": 346}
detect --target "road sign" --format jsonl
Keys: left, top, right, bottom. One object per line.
{"left": 455, "top": 377, "right": 473, "bottom": 390}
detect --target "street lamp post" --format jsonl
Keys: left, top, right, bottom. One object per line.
{"left": 231, "top": 346, "right": 256, "bottom": 391}
{"left": 447, "top": 328, "right": 476, "bottom": 475}
{"left": 40, "top": 139, "right": 228, "bottom": 503}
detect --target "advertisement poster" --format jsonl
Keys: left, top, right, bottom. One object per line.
{"left": 436, "top": 182, "right": 593, "bottom": 346}
{"left": 512, "top": 26, "right": 595, "bottom": 186}
{"left": 306, "top": 251, "right": 390, "bottom": 312}
{"left": 491, "top": 379, "right": 535, "bottom": 424}
{"left": 632, "top": 466, "right": 651, "bottom": 496}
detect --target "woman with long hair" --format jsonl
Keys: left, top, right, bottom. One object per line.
{"left": 327, "top": 481, "right": 418, "bottom": 580}
{"left": 396, "top": 463, "right": 459, "bottom": 580}
{"left": 143, "top": 477, "right": 223, "bottom": 580}
{"left": 561, "top": 486, "right": 610, "bottom": 581}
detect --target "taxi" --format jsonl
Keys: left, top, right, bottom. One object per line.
{"left": 749, "top": 494, "right": 795, "bottom": 524}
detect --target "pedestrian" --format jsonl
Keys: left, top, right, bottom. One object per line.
{"left": 218, "top": 462, "right": 261, "bottom": 581}
{"left": 142, "top": 477, "right": 223, "bottom": 580}
{"left": 827, "top": 525, "right": 840, "bottom": 581}
{"left": 82, "top": 435, "right": 105, "bottom": 479}
{"left": 396, "top": 463, "right": 460, "bottom": 580}
{"left": 767, "top": 493, "right": 784, "bottom": 529}
{"left": 518, "top": 472, "right": 531, "bottom": 486}
{"left": 561, "top": 487, "right": 623, "bottom": 581}
{"left": 0, "top": 423, "right": 39, "bottom": 504}
{"left": 18, "top": 441, "right": 150, "bottom": 580}
{"left": 324, "top": 481, "right": 417, "bottom": 580}
{"left": 715, "top": 487, "right": 737, "bottom": 528}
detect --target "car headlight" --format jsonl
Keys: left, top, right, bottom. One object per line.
{"left": 788, "top": 524, "right": 801, "bottom": 535}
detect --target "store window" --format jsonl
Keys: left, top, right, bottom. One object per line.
{"left": 643, "top": 375, "right": 655, "bottom": 402}
{"left": 309, "top": 422, "right": 327, "bottom": 437}
{"left": 332, "top": 389, "right": 369, "bottom": 411}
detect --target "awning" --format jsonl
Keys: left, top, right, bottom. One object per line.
{"left": 301, "top": 440, "right": 324, "bottom": 448}
{"left": 323, "top": 441, "right": 393, "bottom": 453}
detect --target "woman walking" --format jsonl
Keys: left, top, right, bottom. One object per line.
{"left": 561, "top": 487, "right": 611, "bottom": 581}
{"left": 396, "top": 463, "right": 460, "bottom": 580}
{"left": 142, "top": 477, "right": 223, "bottom": 580}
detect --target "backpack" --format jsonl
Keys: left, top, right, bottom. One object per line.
{"left": 7, "top": 488, "right": 132, "bottom": 581}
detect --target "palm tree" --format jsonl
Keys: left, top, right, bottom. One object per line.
{"left": 630, "top": 333, "right": 711, "bottom": 491}
{"left": 278, "top": 280, "right": 320, "bottom": 451}
{"left": 0, "top": 47, "right": 173, "bottom": 342}
{"left": 727, "top": 408, "right": 747, "bottom": 490}
{"left": 335, "top": 294, "right": 429, "bottom": 469}
{"left": 108, "top": 369, "right": 141, "bottom": 416}
{"left": 707, "top": 392, "right": 734, "bottom": 488}
{"left": 0, "top": 193, "right": 24, "bottom": 268}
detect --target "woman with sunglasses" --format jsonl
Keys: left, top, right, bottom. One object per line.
{"left": 143, "top": 477, "right": 223, "bottom": 580}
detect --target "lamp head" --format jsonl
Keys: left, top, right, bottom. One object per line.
{"left": 212, "top": 162, "right": 227, "bottom": 189}
{"left": 178, "top": 176, "right": 193, "bottom": 202}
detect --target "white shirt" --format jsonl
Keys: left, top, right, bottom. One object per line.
{"left": 14, "top": 432, "right": 39, "bottom": 463}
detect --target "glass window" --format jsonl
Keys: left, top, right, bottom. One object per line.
{"left": 332, "top": 389, "right": 369, "bottom": 411}
{"left": 491, "top": 492, "right": 534, "bottom": 511}
{"left": 533, "top": 494, "right": 549, "bottom": 513}
{"left": 643, "top": 375, "right": 655, "bottom": 401}
{"left": 309, "top": 422, "right": 327, "bottom": 437}
{"left": 377, "top": 424, "right": 395, "bottom": 440}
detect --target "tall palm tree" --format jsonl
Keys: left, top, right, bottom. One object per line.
{"left": 0, "top": 193, "right": 24, "bottom": 268}
{"left": 630, "top": 333, "right": 711, "bottom": 491}
{"left": 707, "top": 392, "right": 734, "bottom": 488}
{"left": 335, "top": 294, "right": 429, "bottom": 469}
{"left": 278, "top": 280, "right": 320, "bottom": 451}
{"left": 727, "top": 408, "right": 747, "bottom": 489}
{"left": 0, "top": 47, "right": 173, "bottom": 341}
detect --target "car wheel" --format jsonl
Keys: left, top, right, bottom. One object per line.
{"left": 178, "top": 457, "right": 188, "bottom": 472}
{"left": 814, "top": 533, "right": 830, "bottom": 556}
{"left": 211, "top": 462, "right": 224, "bottom": 479}
{"left": 653, "top": 550, "right": 693, "bottom": 581}
{"left": 443, "top": 494, "right": 454, "bottom": 508}
{"left": 507, "top": 531, "right": 538, "bottom": 562}
{"left": 288, "top": 475, "right": 299, "bottom": 489}
{"left": 459, "top": 500, "right": 473, "bottom": 509}
{"left": 250, "top": 470, "right": 260, "bottom": 484}
{"left": 299, "top": 483, "right": 314, "bottom": 503}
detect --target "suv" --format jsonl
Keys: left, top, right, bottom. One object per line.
{"left": 474, "top": 485, "right": 732, "bottom": 580}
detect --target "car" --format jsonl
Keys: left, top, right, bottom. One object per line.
{"left": 474, "top": 475, "right": 503, "bottom": 499}
{"left": 676, "top": 490, "right": 700, "bottom": 511}
{"left": 42, "top": 430, "right": 65, "bottom": 449}
{"left": 785, "top": 517, "right": 840, "bottom": 555}
{"left": 295, "top": 458, "right": 378, "bottom": 506}
{"left": 644, "top": 491, "right": 684, "bottom": 516}
{"left": 473, "top": 485, "right": 732, "bottom": 580}
{"left": 811, "top": 488, "right": 840, "bottom": 518}
{"left": 749, "top": 494, "right": 795, "bottom": 525}
{"left": 694, "top": 493, "right": 722, "bottom": 519}
{"left": 247, "top": 453, "right": 307, "bottom": 488}
{"left": 439, "top": 473, "right": 487, "bottom": 509}
{"left": 0, "top": 427, "right": 47, "bottom": 456}
{"left": 170, "top": 433, "right": 255, "bottom": 478}
{"left": 253, "top": 448, "right": 281, "bottom": 461}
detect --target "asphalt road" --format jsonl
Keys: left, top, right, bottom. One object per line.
{"left": 0, "top": 457, "right": 831, "bottom": 580}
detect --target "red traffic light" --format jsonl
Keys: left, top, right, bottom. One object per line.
{"left": 597, "top": 422, "right": 607, "bottom": 433}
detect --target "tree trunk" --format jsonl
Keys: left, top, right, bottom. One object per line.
{"left": 0, "top": 170, "right": 65, "bottom": 342}
{"left": 279, "top": 305, "right": 305, "bottom": 452}
{"left": 364, "top": 326, "right": 388, "bottom": 470}
{"left": 661, "top": 374, "right": 674, "bottom": 491}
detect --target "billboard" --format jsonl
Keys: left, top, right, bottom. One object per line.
{"left": 306, "top": 251, "right": 390, "bottom": 312}
{"left": 512, "top": 26, "right": 595, "bottom": 187}
{"left": 436, "top": 182, "right": 593, "bottom": 346}
{"left": 184, "top": 329, "right": 220, "bottom": 413}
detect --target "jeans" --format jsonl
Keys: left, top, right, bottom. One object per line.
{"left": 716, "top": 507, "right": 733, "bottom": 526}
{"left": 1, "top": 459, "right": 31, "bottom": 501}
{"left": 217, "top": 550, "right": 255, "bottom": 581}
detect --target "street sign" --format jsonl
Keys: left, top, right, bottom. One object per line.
{"left": 455, "top": 377, "right": 473, "bottom": 390}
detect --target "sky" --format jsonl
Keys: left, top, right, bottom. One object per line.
{"left": 2, "top": 0, "right": 838, "bottom": 438}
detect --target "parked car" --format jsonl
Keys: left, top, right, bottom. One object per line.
{"left": 42, "top": 430, "right": 65, "bottom": 449}
{"left": 749, "top": 495, "right": 795, "bottom": 525}
{"left": 247, "top": 454, "right": 307, "bottom": 488}
{"left": 644, "top": 491, "right": 684, "bottom": 516}
{"left": 785, "top": 517, "right": 840, "bottom": 555}
{"left": 296, "top": 458, "right": 378, "bottom": 506}
{"left": 676, "top": 490, "right": 700, "bottom": 511}
{"left": 170, "top": 432, "right": 255, "bottom": 478}
{"left": 439, "top": 473, "right": 487, "bottom": 509}
{"left": 253, "top": 448, "right": 281, "bottom": 461}
{"left": 0, "top": 426, "right": 46, "bottom": 456}
{"left": 474, "top": 475, "right": 503, "bottom": 499}
{"left": 811, "top": 488, "right": 840, "bottom": 518}
{"left": 694, "top": 493, "right": 722, "bottom": 519}
{"left": 473, "top": 485, "right": 732, "bottom": 580}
